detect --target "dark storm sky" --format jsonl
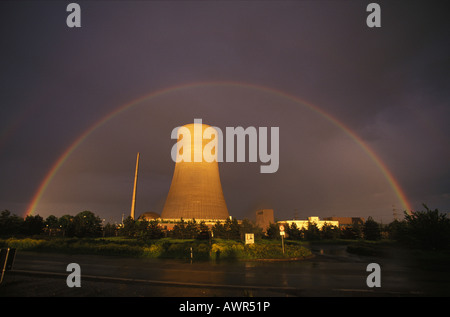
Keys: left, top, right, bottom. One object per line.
{"left": 1, "top": 1, "right": 449, "bottom": 223}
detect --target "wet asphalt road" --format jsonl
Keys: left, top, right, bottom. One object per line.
{"left": 1, "top": 244, "right": 449, "bottom": 297}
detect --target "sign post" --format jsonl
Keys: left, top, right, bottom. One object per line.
{"left": 279, "top": 225, "right": 285, "bottom": 254}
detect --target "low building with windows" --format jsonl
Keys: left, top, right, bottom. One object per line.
{"left": 280, "top": 216, "right": 339, "bottom": 230}
{"left": 323, "top": 217, "right": 364, "bottom": 228}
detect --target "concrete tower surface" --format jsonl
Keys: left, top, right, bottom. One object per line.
{"left": 161, "top": 122, "right": 229, "bottom": 220}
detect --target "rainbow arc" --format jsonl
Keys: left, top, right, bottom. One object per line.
{"left": 25, "top": 81, "right": 412, "bottom": 217}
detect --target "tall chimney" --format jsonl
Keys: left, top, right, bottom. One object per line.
{"left": 130, "top": 152, "right": 139, "bottom": 220}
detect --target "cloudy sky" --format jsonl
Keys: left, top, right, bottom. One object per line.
{"left": 1, "top": 0, "right": 449, "bottom": 224}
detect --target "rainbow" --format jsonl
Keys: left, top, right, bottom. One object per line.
{"left": 25, "top": 81, "right": 412, "bottom": 217}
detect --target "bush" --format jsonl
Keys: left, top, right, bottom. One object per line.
{"left": 143, "top": 244, "right": 163, "bottom": 257}
{"left": 363, "top": 217, "right": 381, "bottom": 240}
{"left": 211, "top": 240, "right": 311, "bottom": 260}
{"left": 0, "top": 238, "right": 45, "bottom": 250}
{"left": 211, "top": 241, "right": 244, "bottom": 260}
{"left": 397, "top": 205, "right": 450, "bottom": 250}
{"left": 156, "top": 239, "right": 211, "bottom": 260}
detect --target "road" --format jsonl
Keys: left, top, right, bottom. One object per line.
{"left": 1, "top": 244, "right": 449, "bottom": 297}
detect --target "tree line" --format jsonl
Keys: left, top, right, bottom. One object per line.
{"left": 1, "top": 204, "right": 449, "bottom": 250}
{"left": 119, "top": 217, "right": 261, "bottom": 241}
{"left": 0, "top": 210, "right": 105, "bottom": 238}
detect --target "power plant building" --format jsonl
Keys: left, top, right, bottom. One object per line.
{"left": 280, "top": 217, "right": 339, "bottom": 230}
{"left": 323, "top": 217, "right": 364, "bottom": 228}
{"left": 255, "top": 209, "right": 275, "bottom": 232}
{"left": 160, "top": 122, "right": 229, "bottom": 222}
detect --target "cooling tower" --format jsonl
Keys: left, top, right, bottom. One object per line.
{"left": 161, "top": 122, "right": 229, "bottom": 220}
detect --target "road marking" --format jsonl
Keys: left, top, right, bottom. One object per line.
{"left": 11, "top": 269, "right": 301, "bottom": 292}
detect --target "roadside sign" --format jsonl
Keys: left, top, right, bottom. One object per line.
{"left": 245, "top": 233, "right": 255, "bottom": 244}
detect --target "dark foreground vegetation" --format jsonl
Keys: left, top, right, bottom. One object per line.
{"left": 0, "top": 236, "right": 313, "bottom": 261}
{"left": 1, "top": 204, "right": 449, "bottom": 260}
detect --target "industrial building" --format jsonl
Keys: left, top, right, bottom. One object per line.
{"left": 161, "top": 122, "right": 229, "bottom": 221}
{"left": 323, "top": 217, "right": 364, "bottom": 228}
{"left": 280, "top": 216, "right": 339, "bottom": 230}
{"left": 255, "top": 209, "right": 274, "bottom": 232}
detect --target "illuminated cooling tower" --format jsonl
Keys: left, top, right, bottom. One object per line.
{"left": 161, "top": 122, "right": 229, "bottom": 220}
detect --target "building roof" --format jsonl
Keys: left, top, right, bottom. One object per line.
{"left": 138, "top": 212, "right": 160, "bottom": 220}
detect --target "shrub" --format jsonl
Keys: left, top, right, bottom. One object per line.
{"left": 1, "top": 238, "right": 45, "bottom": 250}
{"left": 211, "top": 240, "right": 311, "bottom": 260}
{"left": 399, "top": 205, "right": 450, "bottom": 250}
{"left": 143, "top": 244, "right": 163, "bottom": 257}
{"left": 363, "top": 217, "right": 381, "bottom": 240}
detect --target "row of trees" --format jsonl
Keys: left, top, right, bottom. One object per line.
{"left": 265, "top": 216, "right": 382, "bottom": 241}
{"left": 120, "top": 217, "right": 262, "bottom": 241}
{"left": 0, "top": 210, "right": 104, "bottom": 238}
{"left": 1, "top": 205, "right": 449, "bottom": 250}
